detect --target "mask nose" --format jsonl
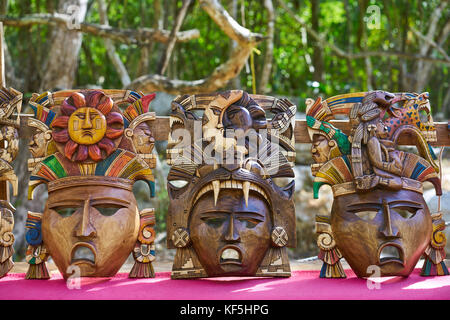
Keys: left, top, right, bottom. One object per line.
{"left": 379, "top": 199, "right": 400, "bottom": 239}
{"left": 75, "top": 198, "right": 97, "bottom": 239}
{"left": 81, "top": 109, "right": 93, "bottom": 129}
{"left": 224, "top": 215, "right": 241, "bottom": 243}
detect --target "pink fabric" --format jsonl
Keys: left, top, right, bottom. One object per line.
{"left": 1, "top": 269, "right": 449, "bottom": 300}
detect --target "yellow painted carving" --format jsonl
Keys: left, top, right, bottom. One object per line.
{"left": 68, "top": 107, "right": 106, "bottom": 145}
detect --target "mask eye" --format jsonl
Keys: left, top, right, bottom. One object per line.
{"left": 353, "top": 210, "right": 378, "bottom": 221}
{"left": 419, "top": 109, "right": 429, "bottom": 123}
{"left": 93, "top": 205, "right": 124, "bottom": 216}
{"left": 168, "top": 180, "right": 188, "bottom": 189}
{"left": 272, "top": 177, "right": 295, "bottom": 188}
{"left": 211, "top": 107, "right": 221, "bottom": 116}
{"left": 237, "top": 217, "right": 260, "bottom": 229}
{"left": 394, "top": 207, "right": 417, "bottom": 219}
{"left": 54, "top": 207, "right": 77, "bottom": 218}
{"left": 202, "top": 217, "right": 226, "bottom": 228}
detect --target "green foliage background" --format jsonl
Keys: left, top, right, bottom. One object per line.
{"left": 4, "top": 0, "right": 449, "bottom": 115}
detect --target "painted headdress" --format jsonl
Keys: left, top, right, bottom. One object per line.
{"left": 166, "top": 90, "right": 297, "bottom": 278}
{"left": 0, "top": 86, "right": 22, "bottom": 278}
{"left": 307, "top": 90, "right": 446, "bottom": 278}
{"left": 25, "top": 89, "right": 158, "bottom": 279}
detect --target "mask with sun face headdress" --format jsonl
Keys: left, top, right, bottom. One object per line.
{"left": 306, "top": 91, "right": 447, "bottom": 278}
{"left": 167, "top": 90, "right": 297, "bottom": 279}
{"left": 0, "top": 86, "right": 21, "bottom": 278}
{"left": 25, "top": 89, "right": 158, "bottom": 279}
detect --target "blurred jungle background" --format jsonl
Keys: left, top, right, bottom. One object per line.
{"left": 1, "top": 0, "right": 448, "bottom": 263}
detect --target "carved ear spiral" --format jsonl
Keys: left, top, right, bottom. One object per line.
{"left": 25, "top": 211, "right": 43, "bottom": 246}
{"left": 138, "top": 225, "right": 155, "bottom": 244}
{"left": 0, "top": 230, "right": 14, "bottom": 247}
{"left": 44, "top": 130, "right": 52, "bottom": 141}
{"left": 271, "top": 226, "right": 288, "bottom": 247}
{"left": 317, "top": 232, "right": 336, "bottom": 250}
{"left": 125, "top": 128, "right": 133, "bottom": 138}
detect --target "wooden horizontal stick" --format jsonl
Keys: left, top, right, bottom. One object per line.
{"left": 294, "top": 120, "right": 450, "bottom": 146}
{"left": 20, "top": 115, "right": 449, "bottom": 146}
{"left": 147, "top": 117, "right": 449, "bottom": 146}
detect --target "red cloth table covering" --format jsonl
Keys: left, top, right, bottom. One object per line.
{"left": 0, "top": 269, "right": 449, "bottom": 300}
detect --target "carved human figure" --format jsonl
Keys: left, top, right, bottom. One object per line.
{"left": 29, "top": 127, "right": 50, "bottom": 159}
{"left": 311, "top": 134, "right": 334, "bottom": 164}
{"left": 123, "top": 93, "right": 156, "bottom": 167}
{"left": 349, "top": 91, "right": 405, "bottom": 190}
{"left": 0, "top": 125, "right": 18, "bottom": 165}
{"left": 128, "top": 122, "right": 155, "bottom": 154}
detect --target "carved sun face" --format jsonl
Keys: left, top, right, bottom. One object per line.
{"left": 51, "top": 91, "right": 124, "bottom": 162}
{"left": 68, "top": 107, "right": 107, "bottom": 145}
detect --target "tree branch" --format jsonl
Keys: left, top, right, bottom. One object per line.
{"left": 199, "top": 0, "right": 263, "bottom": 44}
{"left": 0, "top": 22, "right": 5, "bottom": 86}
{"left": 97, "top": 0, "right": 130, "bottom": 86}
{"left": 259, "top": 0, "right": 275, "bottom": 93}
{"left": 127, "top": 0, "right": 263, "bottom": 94}
{"left": 158, "top": 0, "right": 192, "bottom": 75}
{"left": 0, "top": 13, "right": 200, "bottom": 45}
{"left": 413, "top": 2, "right": 448, "bottom": 91}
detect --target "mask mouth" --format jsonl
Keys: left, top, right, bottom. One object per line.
{"left": 71, "top": 243, "right": 96, "bottom": 266}
{"left": 219, "top": 246, "right": 242, "bottom": 266}
{"left": 81, "top": 130, "right": 94, "bottom": 137}
{"left": 378, "top": 243, "right": 404, "bottom": 266}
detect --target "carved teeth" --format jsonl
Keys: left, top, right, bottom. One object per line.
{"left": 221, "top": 248, "right": 239, "bottom": 261}
{"left": 243, "top": 181, "right": 250, "bottom": 207}
{"left": 212, "top": 180, "right": 220, "bottom": 206}
{"left": 193, "top": 179, "right": 269, "bottom": 206}
{"left": 169, "top": 117, "right": 183, "bottom": 128}
{"left": 72, "top": 246, "right": 95, "bottom": 264}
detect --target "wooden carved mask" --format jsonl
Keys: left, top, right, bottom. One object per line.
{"left": 190, "top": 188, "right": 271, "bottom": 276}
{"left": 330, "top": 187, "right": 431, "bottom": 277}
{"left": 307, "top": 91, "right": 447, "bottom": 278}
{"left": 42, "top": 177, "right": 139, "bottom": 277}
{"left": 26, "top": 90, "right": 157, "bottom": 279}
{"left": 167, "top": 90, "right": 297, "bottom": 279}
